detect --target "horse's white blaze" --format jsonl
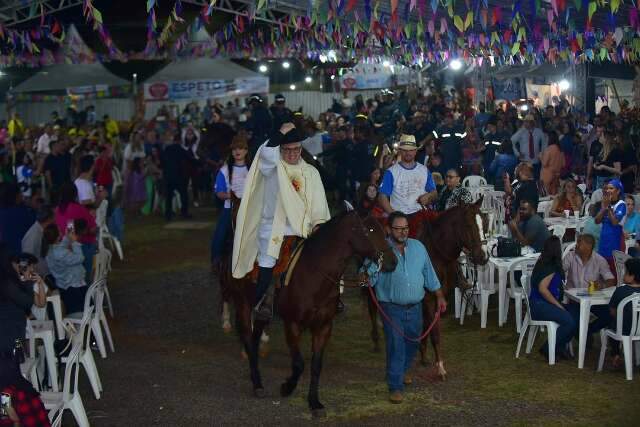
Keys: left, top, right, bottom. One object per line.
{"left": 475, "top": 214, "right": 489, "bottom": 257}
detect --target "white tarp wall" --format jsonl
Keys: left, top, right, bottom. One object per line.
{"left": 595, "top": 79, "right": 634, "bottom": 113}
{"left": 12, "top": 98, "right": 134, "bottom": 126}
{"left": 145, "top": 89, "right": 381, "bottom": 121}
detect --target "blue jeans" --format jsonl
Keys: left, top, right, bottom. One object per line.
{"left": 81, "top": 242, "right": 97, "bottom": 284}
{"left": 210, "top": 207, "right": 231, "bottom": 262}
{"left": 530, "top": 299, "right": 576, "bottom": 349}
{"left": 380, "top": 301, "right": 422, "bottom": 392}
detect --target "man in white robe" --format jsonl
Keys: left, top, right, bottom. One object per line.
{"left": 232, "top": 122, "right": 331, "bottom": 319}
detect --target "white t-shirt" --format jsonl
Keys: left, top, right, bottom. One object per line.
{"left": 36, "top": 133, "right": 52, "bottom": 155}
{"left": 74, "top": 177, "right": 95, "bottom": 203}
{"left": 17, "top": 165, "right": 32, "bottom": 197}
{"left": 214, "top": 164, "right": 249, "bottom": 209}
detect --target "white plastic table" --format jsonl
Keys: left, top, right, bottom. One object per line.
{"left": 543, "top": 216, "right": 588, "bottom": 228}
{"left": 488, "top": 252, "right": 540, "bottom": 327}
{"left": 565, "top": 287, "right": 615, "bottom": 369}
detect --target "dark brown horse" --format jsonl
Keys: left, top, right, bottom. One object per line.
{"left": 224, "top": 208, "right": 397, "bottom": 417}
{"left": 365, "top": 198, "right": 488, "bottom": 379}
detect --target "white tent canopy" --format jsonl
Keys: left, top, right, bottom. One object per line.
{"left": 145, "top": 58, "right": 261, "bottom": 83}
{"left": 11, "top": 63, "right": 130, "bottom": 93}
{"left": 12, "top": 24, "right": 130, "bottom": 93}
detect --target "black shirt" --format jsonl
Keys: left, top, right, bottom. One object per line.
{"left": 620, "top": 143, "right": 639, "bottom": 192}
{"left": 512, "top": 179, "right": 539, "bottom": 215}
{"left": 0, "top": 277, "right": 33, "bottom": 353}
{"left": 162, "top": 143, "right": 189, "bottom": 183}
{"left": 609, "top": 285, "right": 640, "bottom": 335}
{"left": 43, "top": 152, "right": 72, "bottom": 187}
{"left": 594, "top": 148, "right": 623, "bottom": 178}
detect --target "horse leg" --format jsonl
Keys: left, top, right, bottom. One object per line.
{"left": 419, "top": 299, "right": 430, "bottom": 366}
{"left": 366, "top": 290, "right": 381, "bottom": 352}
{"left": 308, "top": 322, "right": 333, "bottom": 418}
{"left": 222, "top": 301, "right": 232, "bottom": 333}
{"left": 280, "top": 322, "right": 304, "bottom": 397}
{"left": 426, "top": 299, "right": 446, "bottom": 380}
{"left": 234, "top": 298, "right": 265, "bottom": 395}
{"left": 259, "top": 329, "right": 270, "bottom": 358}
{"left": 249, "top": 318, "right": 269, "bottom": 397}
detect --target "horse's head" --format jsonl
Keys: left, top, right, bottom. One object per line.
{"left": 344, "top": 208, "right": 398, "bottom": 273}
{"left": 460, "top": 196, "right": 489, "bottom": 265}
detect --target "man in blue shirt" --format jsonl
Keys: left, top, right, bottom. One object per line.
{"left": 363, "top": 211, "right": 446, "bottom": 404}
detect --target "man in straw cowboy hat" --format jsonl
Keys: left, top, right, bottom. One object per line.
{"left": 378, "top": 134, "right": 438, "bottom": 237}
{"left": 510, "top": 113, "right": 546, "bottom": 180}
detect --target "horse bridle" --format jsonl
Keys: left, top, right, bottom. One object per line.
{"left": 352, "top": 212, "right": 386, "bottom": 274}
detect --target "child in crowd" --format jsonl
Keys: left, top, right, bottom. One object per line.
{"left": 125, "top": 157, "right": 146, "bottom": 213}
{"left": 210, "top": 135, "right": 250, "bottom": 266}
{"left": 607, "top": 258, "right": 640, "bottom": 367}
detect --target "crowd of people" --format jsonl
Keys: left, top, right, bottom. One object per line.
{"left": 2, "top": 82, "right": 640, "bottom": 413}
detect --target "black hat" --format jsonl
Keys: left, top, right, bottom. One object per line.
{"left": 281, "top": 128, "right": 306, "bottom": 145}
{"left": 275, "top": 94, "right": 286, "bottom": 103}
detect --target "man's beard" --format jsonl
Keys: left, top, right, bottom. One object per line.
{"left": 391, "top": 235, "right": 408, "bottom": 245}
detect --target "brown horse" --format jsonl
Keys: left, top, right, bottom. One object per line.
{"left": 224, "top": 208, "right": 397, "bottom": 417}
{"left": 365, "top": 198, "right": 488, "bottom": 379}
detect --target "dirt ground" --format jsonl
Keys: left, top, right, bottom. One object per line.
{"left": 74, "top": 208, "right": 640, "bottom": 426}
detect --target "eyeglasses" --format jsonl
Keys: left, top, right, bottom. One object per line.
{"left": 280, "top": 146, "right": 302, "bottom": 154}
{"left": 391, "top": 226, "right": 410, "bottom": 232}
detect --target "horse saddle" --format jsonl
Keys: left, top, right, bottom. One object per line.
{"left": 249, "top": 237, "right": 303, "bottom": 286}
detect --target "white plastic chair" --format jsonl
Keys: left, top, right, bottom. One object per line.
{"left": 580, "top": 196, "right": 592, "bottom": 217}
{"left": 41, "top": 307, "right": 92, "bottom": 427}
{"left": 96, "top": 199, "right": 124, "bottom": 260}
{"left": 549, "top": 224, "right": 567, "bottom": 240}
{"left": 515, "top": 273, "right": 561, "bottom": 365}
{"left": 613, "top": 250, "right": 631, "bottom": 287}
{"left": 62, "top": 281, "right": 103, "bottom": 399}
{"left": 506, "top": 259, "right": 537, "bottom": 333}
{"left": 94, "top": 248, "right": 114, "bottom": 318}
{"left": 577, "top": 183, "right": 587, "bottom": 195}
{"left": 20, "top": 357, "right": 40, "bottom": 391}
{"left": 537, "top": 200, "right": 553, "bottom": 218}
{"left": 562, "top": 242, "right": 576, "bottom": 260}
{"left": 597, "top": 293, "right": 640, "bottom": 380}
{"left": 462, "top": 175, "right": 487, "bottom": 188}
{"left": 456, "top": 258, "right": 495, "bottom": 328}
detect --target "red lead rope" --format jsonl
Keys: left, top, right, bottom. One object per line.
{"left": 367, "top": 284, "right": 441, "bottom": 343}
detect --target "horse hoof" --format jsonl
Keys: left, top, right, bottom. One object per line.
{"left": 241, "top": 350, "right": 248, "bottom": 360}
{"left": 372, "top": 345, "right": 380, "bottom": 353}
{"left": 280, "top": 382, "right": 294, "bottom": 397}
{"left": 311, "top": 408, "right": 326, "bottom": 418}
{"left": 259, "top": 344, "right": 270, "bottom": 358}
{"left": 253, "top": 387, "right": 266, "bottom": 398}
{"left": 222, "top": 324, "right": 233, "bottom": 334}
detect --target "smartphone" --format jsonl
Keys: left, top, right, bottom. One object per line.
{"left": 0, "top": 393, "right": 11, "bottom": 417}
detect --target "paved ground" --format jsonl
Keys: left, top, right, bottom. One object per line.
{"left": 67, "top": 208, "right": 640, "bottom": 426}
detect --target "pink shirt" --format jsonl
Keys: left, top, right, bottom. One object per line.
{"left": 562, "top": 250, "right": 614, "bottom": 289}
{"left": 55, "top": 202, "right": 97, "bottom": 245}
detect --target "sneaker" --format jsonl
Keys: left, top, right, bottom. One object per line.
{"left": 389, "top": 391, "right": 403, "bottom": 404}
